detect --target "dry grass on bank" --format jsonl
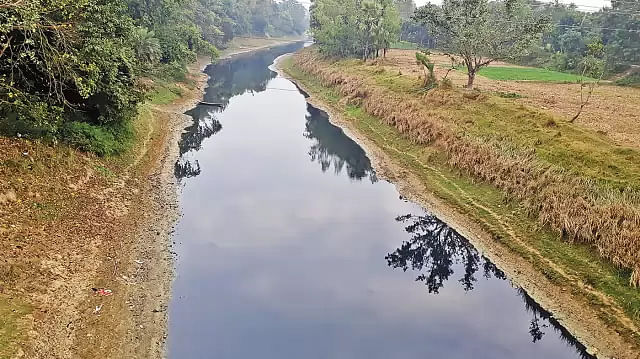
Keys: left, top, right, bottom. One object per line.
{"left": 292, "top": 48, "right": 640, "bottom": 286}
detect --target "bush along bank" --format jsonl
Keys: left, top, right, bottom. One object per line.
{"left": 282, "top": 47, "right": 640, "bottom": 349}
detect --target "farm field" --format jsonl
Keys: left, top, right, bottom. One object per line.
{"left": 473, "top": 66, "right": 595, "bottom": 83}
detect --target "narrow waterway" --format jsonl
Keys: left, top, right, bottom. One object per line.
{"left": 169, "top": 43, "right": 595, "bottom": 359}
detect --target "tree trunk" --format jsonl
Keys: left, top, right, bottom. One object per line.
{"left": 466, "top": 71, "right": 475, "bottom": 89}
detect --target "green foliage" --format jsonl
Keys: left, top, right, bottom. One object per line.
{"left": 616, "top": 72, "right": 640, "bottom": 88}
{"left": 580, "top": 40, "right": 606, "bottom": 80}
{"left": 0, "top": 0, "right": 308, "bottom": 155}
{"left": 0, "top": 0, "right": 142, "bottom": 142}
{"left": 61, "top": 121, "right": 133, "bottom": 156}
{"left": 518, "top": 2, "right": 639, "bottom": 77}
{"left": 415, "top": 51, "right": 436, "bottom": 88}
{"left": 413, "top": 0, "right": 550, "bottom": 88}
{"left": 311, "top": 0, "right": 400, "bottom": 58}
{"left": 133, "top": 27, "right": 162, "bottom": 64}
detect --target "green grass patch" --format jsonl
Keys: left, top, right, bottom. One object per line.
{"left": 95, "top": 165, "right": 115, "bottom": 178}
{"left": 283, "top": 57, "right": 640, "bottom": 347}
{"left": 0, "top": 296, "right": 31, "bottom": 358}
{"left": 473, "top": 66, "right": 595, "bottom": 83}
{"left": 148, "top": 83, "right": 183, "bottom": 105}
{"left": 61, "top": 120, "right": 134, "bottom": 157}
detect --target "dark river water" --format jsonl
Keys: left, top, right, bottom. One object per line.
{"left": 168, "top": 43, "right": 594, "bottom": 359}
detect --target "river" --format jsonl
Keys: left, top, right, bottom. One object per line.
{"left": 168, "top": 42, "right": 594, "bottom": 359}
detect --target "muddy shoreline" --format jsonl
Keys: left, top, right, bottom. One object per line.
{"left": 276, "top": 54, "right": 636, "bottom": 359}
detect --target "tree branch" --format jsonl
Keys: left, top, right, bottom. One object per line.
{"left": 0, "top": 0, "right": 24, "bottom": 9}
{"left": 0, "top": 36, "right": 11, "bottom": 59}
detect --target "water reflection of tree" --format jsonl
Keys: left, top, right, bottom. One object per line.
{"left": 518, "top": 288, "right": 595, "bottom": 359}
{"left": 178, "top": 115, "right": 222, "bottom": 156}
{"left": 386, "top": 214, "right": 504, "bottom": 294}
{"left": 174, "top": 115, "right": 222, "bottom": 179}
{"left": 174, "top": 42, "right": 304, "bottom": 181}
{"left": 386, "top": 214, "right": 596, "bottom": 358}
{"left": 304, "top": 104, "right": 377, "bottom": 182}
{"left": 202, "top": 42, "right": 304, "bottom": 109}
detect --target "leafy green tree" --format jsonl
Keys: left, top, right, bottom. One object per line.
{"left": 0, "top": 0, "right": 141, "bottom": 136}
{"left": 414, "top": 0, "right": 550, "bottom": 88}
{"left": 1, "top": 0, "right": 308, "bottom": 152}
{"left": 311, "top": 0, "right": 361, "bottom": 56}
{"left": 311, "top": 0, "right": 400, "bottom": 58}
{"left": 373, "top": 0, "right": 401, "bottom": 57}
{"left": 133, "top": 27, "right": 162, "bottom": 64}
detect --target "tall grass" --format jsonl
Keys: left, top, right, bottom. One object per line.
{"left": 292, "top": 48, "right": 640, "bottom": 286}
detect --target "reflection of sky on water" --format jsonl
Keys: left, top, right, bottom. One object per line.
{"left": 169, "top": 44, "right": 593, "bottom": 359}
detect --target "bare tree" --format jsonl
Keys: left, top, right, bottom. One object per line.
{"left": 570, "top": 40, "right": 606, "bottom": 123}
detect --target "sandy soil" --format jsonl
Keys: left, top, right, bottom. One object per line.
{"left": 0, "top": 38, "right": 300, "bottom": 359}
{"left": 277, "top": 55, "right": 640, "bottom": 359}
{"left": 380, "top": 49, "right": 640, "bottom": 148}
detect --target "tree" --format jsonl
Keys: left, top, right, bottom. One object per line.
{"left": 0, "top": 0, "right": 308, "bottom": 151}
{"left": 415, "top": 51, "right": 437, "bottom": 88}
{"left": 132, "top": 27, "right": 162, "bottom": 64}
{"left": 373, "top": 0, "right": 401, "bottom": 57}
{"left": 310, "top": 0, "right": 400, "bottom": 58}
{"left": 394, "top": 0, "right": 416, "bottom": 21}
{"left": 570, "top": 40, "right": 605, "bottom": 123}
{"left": 413, "top": 0, "right": 550, "bottom": 88}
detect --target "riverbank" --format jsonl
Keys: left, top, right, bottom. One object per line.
{"left": 0, "top": 37, "right": 299, "bottom": 358}
{"left": 278, "top": 49, "right": 640, "bottom": 359}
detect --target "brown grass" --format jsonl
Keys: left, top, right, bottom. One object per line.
{"left": 292, "top": 48, "right": 640, "bottom": 286}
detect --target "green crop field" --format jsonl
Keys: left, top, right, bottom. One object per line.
{"left": 473, "top": 66, "right": 595, "bottom": 83}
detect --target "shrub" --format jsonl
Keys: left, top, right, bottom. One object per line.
{"left": 439, "top": 78, "right": 453, "bottom": 89}
{"left": 616, "top": 72, "right": 640, "bottom": 88}
{"left": 61, "top": 121, "right": 133, "bottom": 156}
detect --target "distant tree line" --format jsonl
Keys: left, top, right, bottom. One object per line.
{"left": 522, "top": 0, "right": 639, "bottom": 80}
{"left": 0, "top": 0, "right": 308, "bottom": 154}
{"left": 408, "top": 0, "right": 638, "bottom": 82}
{"left": 311, "top": 0, "right": 638, "bottom": 86}
{"left": 310, "top": 0, "right": 401, "bottom": 58}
